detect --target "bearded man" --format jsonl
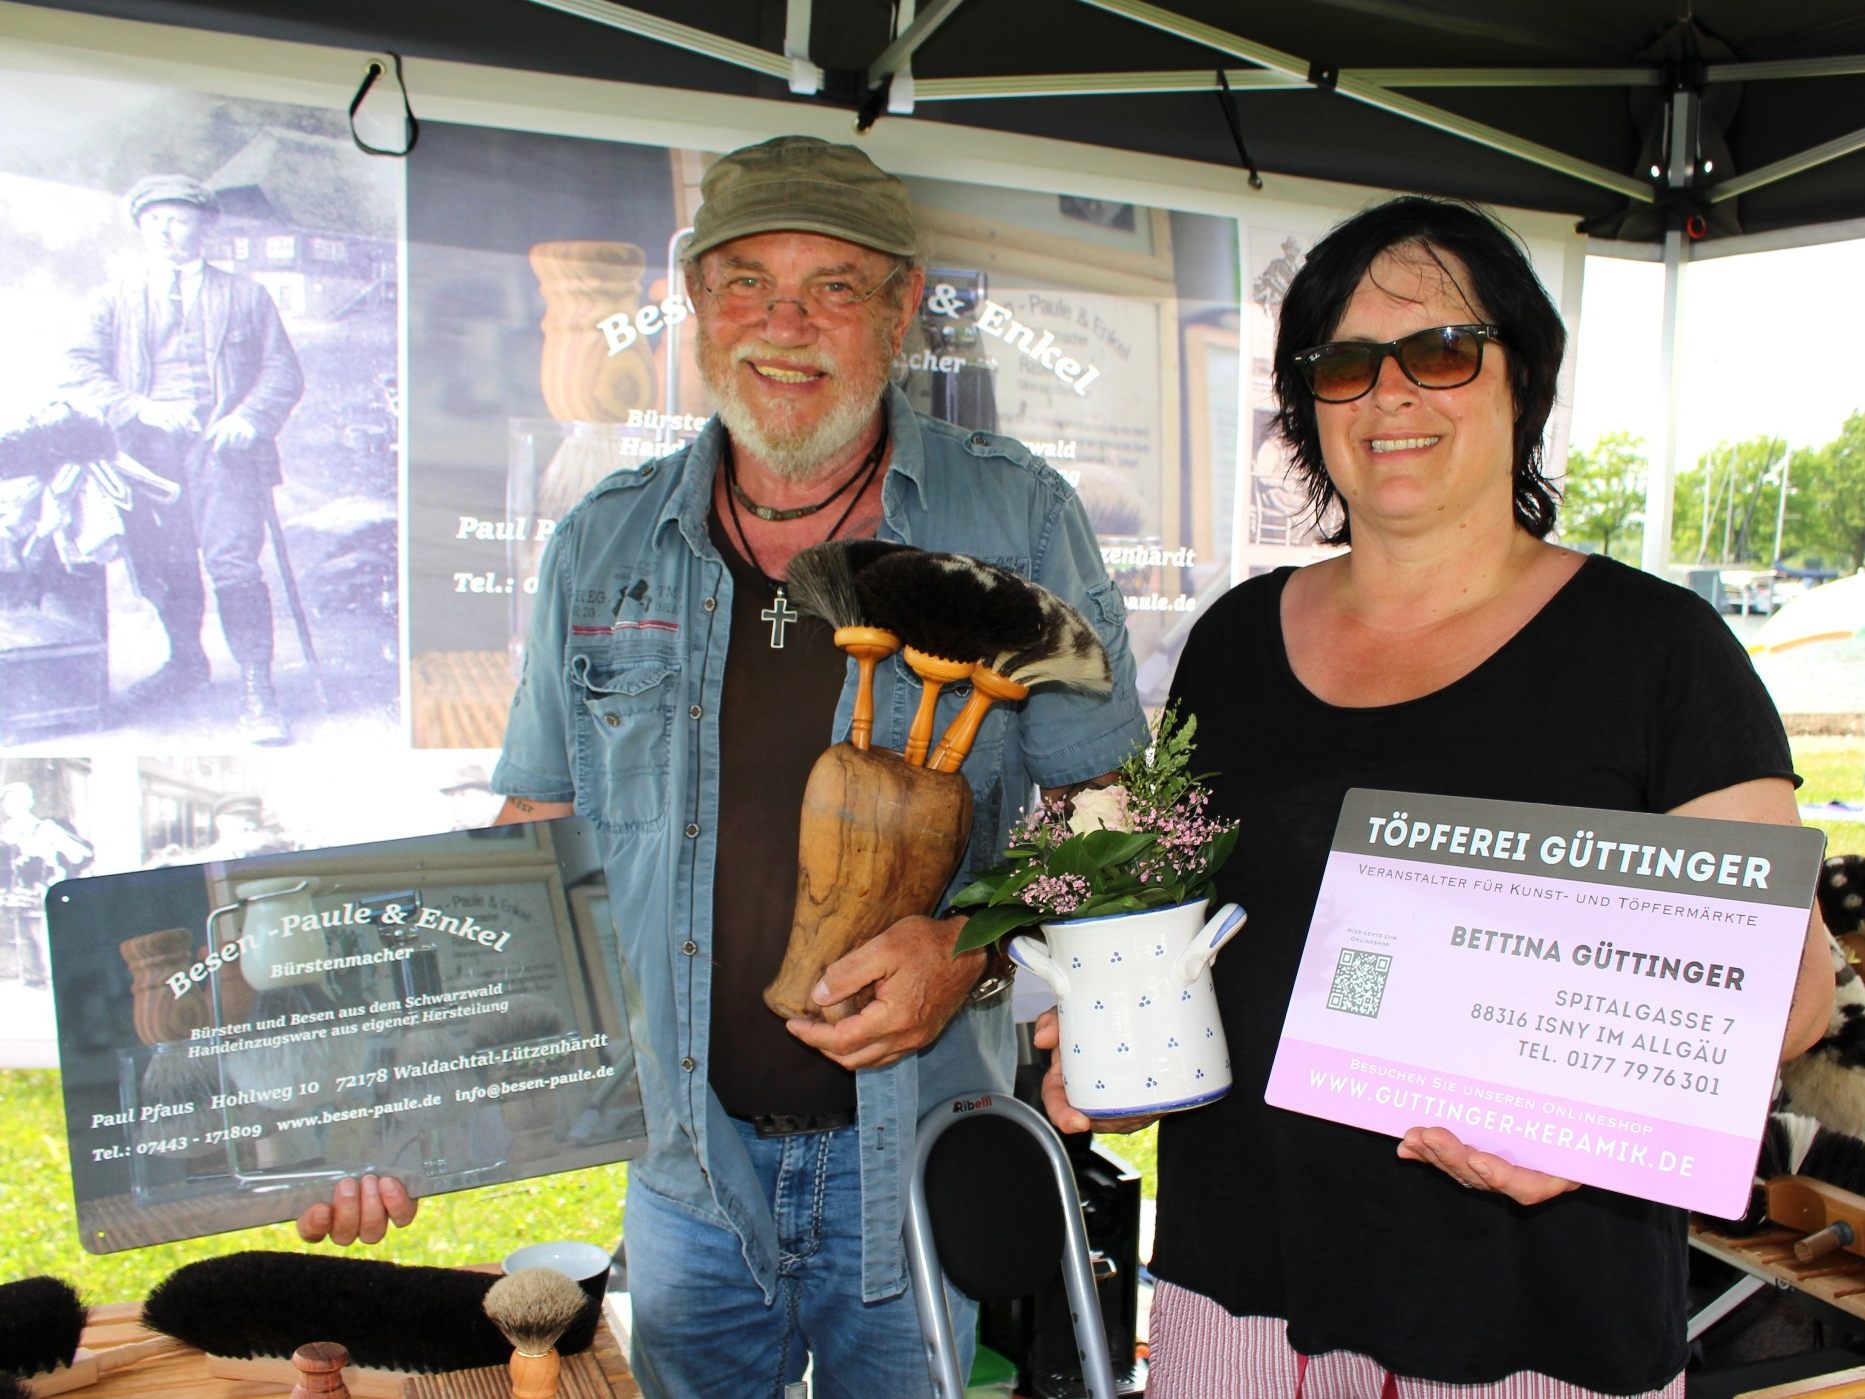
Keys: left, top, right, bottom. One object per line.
{"left": 301, "top": 135, "right": 1145, "bottom": 1398}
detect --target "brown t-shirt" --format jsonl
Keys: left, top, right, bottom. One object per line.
{"left": 705, "top": 510, "right": 859, "bottom": 1118}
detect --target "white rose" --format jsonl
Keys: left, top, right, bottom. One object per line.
{"left": 1067, "top": 784, "right": 1132, "bottom": 836}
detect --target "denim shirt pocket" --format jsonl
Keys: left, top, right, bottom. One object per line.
{"left": 570, "top": 647, "right": 678, "bottom": 833}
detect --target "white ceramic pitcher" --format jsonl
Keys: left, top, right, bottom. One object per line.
{"left": 1010, "top": 899, "right": 1245, "bottom": 1120}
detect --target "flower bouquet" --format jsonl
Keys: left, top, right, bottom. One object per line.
{"left": 950, "top": 703, "right": 1239, "bottom": 953}
{"left": 952, "top": 704, "right": 1247, "bottom": 1118}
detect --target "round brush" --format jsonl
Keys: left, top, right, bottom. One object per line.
{"left": 0, "top": 1276, "right": 185, "bottom": 1395}
{"left": 784, "top": 539, "right": 911, "bottom": 752}
{"left": 482, "top": 1268, "right": 588, "bottom": 1399}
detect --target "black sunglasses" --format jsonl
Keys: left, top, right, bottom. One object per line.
{"left": 1292, "top": 323, "right": 1504, "bottom": 403}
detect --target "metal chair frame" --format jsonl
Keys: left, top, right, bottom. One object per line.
{"left": 904, "top": 1090, "right": 1120, "bottom": 1399}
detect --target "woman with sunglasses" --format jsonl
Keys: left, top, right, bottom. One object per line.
{"left": 1037, "top": 196, "right": 1833, "bottom": 1396}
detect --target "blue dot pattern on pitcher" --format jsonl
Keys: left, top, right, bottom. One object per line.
{"left": 1195, "top": 1068, "right": 1206, "bottom": 1080}
{"left": 1181, "top": 989, "right": 1192, "bottom": 1001}
{"left": 1070, "top": 956, "right": 1083, "bottom": 969}
{"left": 1072, "top": 1043, "right": 1081, "bottom": 1055}
{"left": 1145, "top": 1076, "right": 1158, "bottom": 1088}
{"left": 1154, "top": 942, "right": 1166, "bottom": 957}
{"left": 1093, "top": 998, "right": 1105, "bottom": 1010}
{"left": 1116, "top": 1041, "right": 1129, "bottom": 1054}
{"left": 1166, "top": 1036, "right": 1179, "bottom": 1048}
{"left": 1108, "top": 950, "right": 1123, "bottom": 964}
{"left": 1138, "top": 994, "right": 1152, "bottom": 1008}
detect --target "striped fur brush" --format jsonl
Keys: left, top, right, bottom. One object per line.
{"left": 854, "top": 550, "right": 1111, "bottom": 771}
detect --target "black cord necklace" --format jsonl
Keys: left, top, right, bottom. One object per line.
{"left": 724, "top": 407, "right": 889, "bottom": 649}
{"left": 728, "top": 434, "right": 878, "bottom": 521}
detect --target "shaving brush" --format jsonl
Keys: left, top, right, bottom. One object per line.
{"left": 483, "top": 1268, "right": 588, "bottom": 1399}
{"left": 784, "top": 539, "right": 909, "bottom": 752}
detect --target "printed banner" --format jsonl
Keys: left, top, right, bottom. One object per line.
{"left": 45, "top": 816, "right": 644, "bottom": 1252}
{"left": 1265, "top": 788, "right": 1826, "bottom": 1215}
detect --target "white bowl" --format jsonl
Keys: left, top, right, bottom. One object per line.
{"left": 502, "top": 1239, "right": 612, "bottom": 1292}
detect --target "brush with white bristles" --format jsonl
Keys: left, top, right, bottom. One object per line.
{"left": 481, "top": 1268, "right": 588, "bottom": 1399}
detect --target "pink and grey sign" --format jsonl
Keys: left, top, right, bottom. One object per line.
{"left": 1264, "top": 789, "right": 1827, "bottom": 1215}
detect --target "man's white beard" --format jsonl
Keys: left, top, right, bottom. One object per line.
{"left": 703, "top": 332, "right": 894, "bottom": 483}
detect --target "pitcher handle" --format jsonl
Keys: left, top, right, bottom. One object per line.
{"left": 1174, "top": 902, "right": 1246, "bottom": 984}
{"left": 1008, "top": 934, "right": 1068, "bottom": 1000}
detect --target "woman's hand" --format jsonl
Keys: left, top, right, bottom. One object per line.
{"left": 1397, "top": 1125, "right": 1578, "bottom": 1206}
{"left": 1032, "top": 1008, "right": 1159, "bottom": 1136}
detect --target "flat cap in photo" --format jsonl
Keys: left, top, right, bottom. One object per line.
{"left": 126, "top": 174, "right": 221, "bottom": 223}
{"left": 687, "top": 135, "right": 917, "bottom": 260}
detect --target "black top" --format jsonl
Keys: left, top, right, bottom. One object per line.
{"left": 705, "top": 511, "right": 858, "bottom": 1118}
{"left": 1153, "top": 555, "right": 1795, "bottom": 1393}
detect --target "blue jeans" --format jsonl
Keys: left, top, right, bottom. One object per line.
{"left": 623, "top": 1118, "right": 976, "bottom": 1399}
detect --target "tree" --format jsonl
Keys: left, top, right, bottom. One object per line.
{"left": 1561, "top": 432, "right": 1646, "bottom": 560}
{"left": 1787, "top": 412, "right": 1865, "bottom": 571}
{"left": 1672, "top": 436, "right": 1786, "bottom": 565}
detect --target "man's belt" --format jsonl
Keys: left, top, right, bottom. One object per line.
{"left": 731, "top": 1107, "right": 858, "bottom": 1138}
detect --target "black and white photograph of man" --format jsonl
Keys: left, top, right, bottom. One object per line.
{"left": 64, "top": 174, "right": 305, "bottom": 742}
{"left": 0, "top": 73, "right": 402, "bottom": 750}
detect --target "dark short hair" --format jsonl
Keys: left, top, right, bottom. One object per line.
{"left": 1271, "top": 196, "right": 1566, "bottom": 545}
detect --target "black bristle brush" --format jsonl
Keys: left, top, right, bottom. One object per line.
{"left": 0, "top": 1373, "right": 31, "bottom": 1399}
{"left": 855, "top": 550, "right": 1111, "bottom": 771}
{"left": 141, "top": 1251, "right": 598, "bottom": 1397}
{"left": 785, "top": 539, "right": 913, "bottom": 752}
{"left": 0, "top": 1276, "right": 184, "bottom": 1395}
{"left": 483, "top": 1268, "right": 589, "bottom": 1399}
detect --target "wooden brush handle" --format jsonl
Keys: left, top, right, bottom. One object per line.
{"left": 205, "top": 1352, "right": 405, "bottom": 1398}
{"left": 1769, "top": 1175, "right": 1865, "bottom": 1260}
{"left": 901, "top": 647, "right": 974, "bottom": 766}
{"left": 290, "top": 1341, "right": 351, "bottom": 1397}
{"left": 764, "top": 743, "right": 974, "bottom": 1019}
{"left": 28, "top": 1337, "right": 189, "bottom": 1396}
{"left": 928, "top": 664, "right": 1030, "bottom": 774}
{"left": 835, "top": 626, "right": 899, "bottom": 753}
{"left": 511, "top": 1346, "right": 562, "bottom": 1399}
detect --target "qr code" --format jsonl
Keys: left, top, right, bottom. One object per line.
{"left": 1326, "top": 949, "right": 1392, "bottom": 1018}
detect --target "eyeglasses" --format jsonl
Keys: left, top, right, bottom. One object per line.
{"left": 1292, "top": 323, "right": 1504, "bottom": 403}
{"left": 698, "top": 261, "right": 905, "bottom": 320}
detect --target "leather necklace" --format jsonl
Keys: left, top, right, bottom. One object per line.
{"left": 723, "top": 408, "right": 889, "bottom": 649}
{"left": 728, "top": 424, "right": 886, "bottom": 521}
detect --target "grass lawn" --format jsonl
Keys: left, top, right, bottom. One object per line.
{"left": 3, "top": 738, "right": 1857, "bottom": 1294}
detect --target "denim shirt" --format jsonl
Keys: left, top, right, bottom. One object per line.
{"left": 493, "top": 387, "right": 1148, "bottom": 1303}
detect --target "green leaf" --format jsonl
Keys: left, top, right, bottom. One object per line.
{"left": 1079, "top": 828, "right": 1158, "bottom": 867}
{"left": 953, "top": 903, "right": 1040, "bottom": 952}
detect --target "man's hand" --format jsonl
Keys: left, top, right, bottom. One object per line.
{"left": 784, "top": 915, "right": 982, "bottom": 1070}
{"left": 137, "top": 399, "right": 199, "bottom": 433}
{"left": 205, "top": 413, "right": 258, "bottom": 451}
{"left": 295, "top": 1172, "right": 418, "bottom": 1246}
{"left": 1396, "top": 1125, "right": 1579, "bottom": 1206}
{"left": 1032, "top": 1008, "right": 1158, "bottom": 1136}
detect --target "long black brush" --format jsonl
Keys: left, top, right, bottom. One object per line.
{"left": 141, "top": 1251, "right": 597, "bottom": 1393}
{"left": 0, "top": 1275, "right": 184, "bottom": 1395}
{"left": 785, "top": 539, "right": 912, "bottom": 752}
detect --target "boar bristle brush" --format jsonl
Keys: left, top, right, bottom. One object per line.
{"left": 0, "top": 1276, "right": 184, "bottom": 1396}
{"left": 786, "top": 539, "right": 911, "bottom": 751}
{"left": 482, "top": 1268, "right": 588, "bottom": 1399}
{"left": 141, "top": 1251, "right": 596, "bottom": 1395}
{"left": 0, "top": 1373, "right": 31, "bottom": 1399}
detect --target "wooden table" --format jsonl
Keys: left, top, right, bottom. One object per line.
{"left": 69, "top": 1297, "right": 640, "bottom": 1397}
{"left": 1692, "top": 1218, "right": 1865, "bottom": 1327}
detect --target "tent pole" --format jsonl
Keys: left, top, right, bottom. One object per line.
{"left": 1644, "top": 227, "right": 1687, "bottom": 578}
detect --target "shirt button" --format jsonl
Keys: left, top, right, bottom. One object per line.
{"left": 702, "top": 596, "right": 717, "bottom": 612}
{"left": 681, "top": 940, "right": 698, "bottom": 956}
{"left": 684, "top": 822, "right": 700, "bottom": 838}
{"left": 680, "top": 1056, "right": 696, "bottom": 1072}
{"left": 603, "top": 714, "right": 620, "bottom": 727}
{"left": 689, "top": 704, "right": 702, "bottom": 719}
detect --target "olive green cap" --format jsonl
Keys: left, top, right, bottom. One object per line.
{"left": 687, "top": 135, "right": 917, "bottom": 259}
